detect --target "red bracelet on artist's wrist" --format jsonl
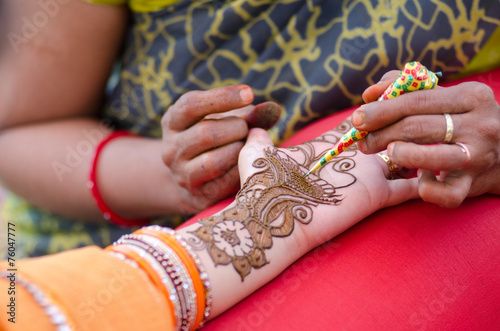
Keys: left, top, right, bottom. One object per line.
{"left": 88, "top": 130, "right": 149, "bottom": 228}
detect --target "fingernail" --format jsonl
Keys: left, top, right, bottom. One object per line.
{"left": 351, "top": 108, "right": 365, "bottom": 127}
{"left": 387, "top": 142, "right": 394, "bottom": 157}
{"left": 240, "top": 87, "right": 254, "bottom": 104}
{"left": 417, "top": 169, "right": 422, "bottom": 180}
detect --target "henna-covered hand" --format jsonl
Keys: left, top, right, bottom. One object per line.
{"left": 184, "top": 121, "right": 419, "bottom": 280}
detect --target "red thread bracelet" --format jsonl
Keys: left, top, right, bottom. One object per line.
{"left": 88, "top": 130, "right": 149, "bottom": 228}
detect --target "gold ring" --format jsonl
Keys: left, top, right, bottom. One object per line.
{"left": 455, "top": 142, "right": 471, "bottom": 169}
{"left": 443, "top": 113, "right": 454, "bottom": 143}
{"left": 377, "top": 152, "right": 399, "bottom": 178}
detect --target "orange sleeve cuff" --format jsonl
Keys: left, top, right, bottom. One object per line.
{"left": 0, "top": 246, "right": 174, "bottom": 330}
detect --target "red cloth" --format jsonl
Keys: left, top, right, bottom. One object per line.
{"left": 182, "top": 69, "right": 500, "bottom": 330}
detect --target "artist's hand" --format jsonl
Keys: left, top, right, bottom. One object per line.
{"left": 354, "top": 71, "right": 500, "bottom": 208}
{"left": 161, "top": 85, "right": 280, "bottom": 213}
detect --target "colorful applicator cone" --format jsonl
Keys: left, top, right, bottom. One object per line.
{"left": 305, "top": 61, "right": 441, "bottom": 178}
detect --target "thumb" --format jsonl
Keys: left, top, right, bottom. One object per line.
{"left": 385, "top": 177, "right": 420, "bottom": 207}
{"left": 245, "top": 128, "right": 274, "bottom": 146}
{"left": 239, "top": 128, "right": 274, "bottom": 183}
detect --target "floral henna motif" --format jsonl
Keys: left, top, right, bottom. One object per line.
{"left": 189, "top": 142, "right": 354, "bottom": 280}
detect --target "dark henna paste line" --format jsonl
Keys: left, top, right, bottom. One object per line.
{"left": 187, "top": 120, "right": 358, "bottom": 280}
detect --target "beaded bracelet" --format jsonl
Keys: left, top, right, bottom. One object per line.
{"left": 106, "top": 243, "right": 184, "bottom": 329}
{"left": 107, "top": 226, "right": 213, "bottom": 330}
{"left": 109, "top": 234, "right": 199, "bottom": 331}
{"left": 140, "top": 225, "right": 213, "bottom": 325}
{"left": 1, "top": 270, "right": 75, "bottom": 330}
{"left": 88, "top": 130, "right": 149, "bottom": 228}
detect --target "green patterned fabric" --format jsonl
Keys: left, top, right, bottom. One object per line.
{"left": 1, "top": 193, "right": 185, "bottom": 259}
{"left": 1, "top": 194, "right": 125, "bottom": 259}
{"left": 107, "top": 0, "right": 500, "bottom": 143}
{"left": 3, "top": 0, "right": 499, "bottom": 258}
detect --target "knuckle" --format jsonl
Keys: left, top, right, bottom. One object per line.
{"left": 418, "top": 181, "right": 464, "bottom": 209}
{"left": 202, "top": 181, "right": 222, "bottom": 200}
{"left": 198, "top": 122, "right": 223, "bottom": 146}
{"left": 461, "top": 82, "right": 494, "bottom": 108}
{"left": 162, "top": 151, "right": 172, "bottom": 167}
{"left": 402, "top": 89, "right": 441, "bottom": 116}
{"left": 484, "top": 149, "right": 499, "bottom": 169}
{"left": 401, "top": 91, "right": 426, "bottom": 115}
{"left": 479, "top": 120, "right": 500, "bottom": 142}
{"left": 161, "top": 104, "right": 178, "bottom": 130}
{"left": 400, "top": 118, "right": 425, "bottom": 141}
{"left": 475, "top": 147, "right": 499, "bottom": 171}
{"left": 162, "top": 133, "right": 183, "bottom": 164}
{"left": 161, "top": 144, "right": 175, "bottom": 166}
{"left": 175, "top": 90, "right": 201, "bottom": 116}
{"left": 441, "top": 190, "right": 465, "bottom": 209}
{"left": 178, "top": 173, "right": 193, "bottom": 190}
{"left": 229, "top": 118, "right": 249, "bottom": 138}
{"left": 406, "top": 147, "right": 426, "bottom": 167}
{"left": 200, "top": 153, "right": 223, "bottom": 179}
{"left": 364, "top": 132, "right": 386, "bottom": 152}
{"left": 471, "top": 82, "right": 494, "bottom": 104}
{"left": 194, "top": 196, "right": 212, "bottom": 211}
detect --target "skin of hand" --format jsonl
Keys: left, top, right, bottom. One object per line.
{"left": 1, "top": 2, "right": 281, "bottom": 222}
{"left": 353, "top": 71, "right": 500, "bottom": 208}
{"left": 161, "top": 85, "right": 280, "bottom": 214}
{"left": 178, "top": 127, "right": 419, "bottom": 316}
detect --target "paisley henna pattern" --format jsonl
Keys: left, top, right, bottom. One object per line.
{"left": 9, "top": 0, "right": 500, "bottom": 258}
{"left": 187, "top": 121, "right": 357, "bottom": 280}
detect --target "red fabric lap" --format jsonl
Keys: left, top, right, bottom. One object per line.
{"left": 181, "top": 68, "right": 500, "bottom": 330}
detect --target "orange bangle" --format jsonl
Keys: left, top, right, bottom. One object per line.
{"left": 105, "top": 245, "right": 177, "bottom": 327}
{"left": 134, "top": 227, "right": 206, "bottom": 329}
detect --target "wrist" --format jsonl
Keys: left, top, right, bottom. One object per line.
{"left": 95, "top": 134, "right": 184, "bottom": 220}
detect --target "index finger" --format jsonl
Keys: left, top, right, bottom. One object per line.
{"left": 164, "top": 85, "right": 254, "bottom": 131}
{"left": 354, "top": 82, "right": 477, "bottom": 132}
{"left": 362, "top": 70, "right": 400, "bottom": 103}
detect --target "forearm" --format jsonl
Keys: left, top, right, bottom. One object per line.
{"left": 0, "top": 127, "right": 417, "bottom": 329}
{"left": 176, "top": 138, "right": 391, "bottom": 317}
{"left": 0, "top": 0, "right": 127, "bottom": 129}
{"left": 0, "top": 118, "right": 185, "bottom": 222}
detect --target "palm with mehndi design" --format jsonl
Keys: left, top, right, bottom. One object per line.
{"left": 190, "top": 121, "right": 361, "bottom": 280}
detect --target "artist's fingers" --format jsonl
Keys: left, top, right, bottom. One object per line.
{"left": 386, "top": 142, "right": 472, "bottom": 171}
{"left": 418, "top": 169, "right": 473, "bottom": 208}
{"left": 200, "top": 166, "right": 240, "bottom": 204}
{"left": 208, "top": 102, "right": 282, "bottom": 130}
{"left": 357, "top": 113, "right": 462, "bottom": 153}
{"left": 163, "top": 85, "right": 254, "bottom": 131}
{"left": 168, "top": 117, "right": 248, "bottom": 160}
{"left": 180, "top": 141, "right": 244, "bottom": 190}
{"left": 243, "top": 102, "right": 281, "bottom": 129}
{"left": 353, "top": 82, "right": 484, "bottom": 132}
{"left": 362, "top": 70, "right": 401, "bottom": 103}
{"left": 385, "top": 177, "right": 420, "bottom": 207}
{"left": 181, "top": 166, "right": 240, "bottom": 213}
